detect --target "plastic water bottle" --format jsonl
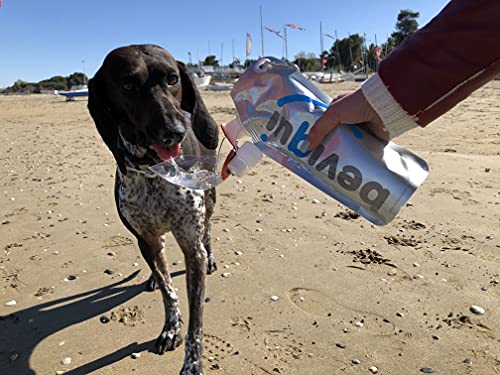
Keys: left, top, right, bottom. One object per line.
{"left": 227, "top": 57, "right": 429, "bottom": 225}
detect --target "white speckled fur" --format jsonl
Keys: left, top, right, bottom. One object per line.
{"left": 89, "top": 45, "right": 219, "bottom": 374}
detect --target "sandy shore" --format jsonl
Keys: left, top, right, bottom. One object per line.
{"left": 0, "top": 81, "right": 499, "bottom": 375}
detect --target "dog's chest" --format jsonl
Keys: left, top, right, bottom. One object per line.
{"left": 116, "top": 171, "right": 206, "bottom": 235}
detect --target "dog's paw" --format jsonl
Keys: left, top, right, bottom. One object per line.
{"left": 180, "top": 338, "right": 204, "bottom": 375}
{"left": 180, "top": 361, "right": 203, "bottom": 375}
{"left": 145, "top": 274, "right": 158, "bottom": 292}
{"left": 156, "top": 325, "right": 183, "bottom": 353}
{"left": 207, "top": 257, "right": 217, "bottom": 275}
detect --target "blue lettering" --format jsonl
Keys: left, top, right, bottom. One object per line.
{"left": 288, "top": 121, "right": 311, "bottom": 158}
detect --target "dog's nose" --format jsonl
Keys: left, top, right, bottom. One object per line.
{"left": 161, "top": 128, "right": 185, "bottom": 147}
{"left": 161, "top": 137, "right": 175, "bottom": 147}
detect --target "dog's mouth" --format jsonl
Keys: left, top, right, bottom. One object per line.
{"left": 149, "top": 143, "right": 181, "bottom": 161}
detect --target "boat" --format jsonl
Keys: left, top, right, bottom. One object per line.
{"left": 191, "top": 72, "right": 211, "bottom": 88}
{"left": 207, "top": 83, "right": 233, "bottom": 91}
{"left": 55, "top": 85, "right": 88, "bottom": 101}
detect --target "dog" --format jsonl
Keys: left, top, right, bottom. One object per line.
{"left": 88, "top": 44, "right": 219, "bottom": 374}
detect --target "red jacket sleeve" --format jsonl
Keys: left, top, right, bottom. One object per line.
{"left": 378, "top": 0, "right": 500, "bottom": 127}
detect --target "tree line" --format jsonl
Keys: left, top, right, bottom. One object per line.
{"left": 196, "top": 9, "right": 419, "bottom": 73}
{"left": 3, "top": 72, "right": 88, "bottom": 94}
{"left": 4, "top": 9, "right": 419, "bottom": 93}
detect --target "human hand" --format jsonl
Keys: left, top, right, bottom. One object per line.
{"left": 307, "top": 88, "right": 389, "bottom": 149}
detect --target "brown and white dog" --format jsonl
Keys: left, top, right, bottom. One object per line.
{"left": 88, "top": 44, "right": 219, "bottom": 375}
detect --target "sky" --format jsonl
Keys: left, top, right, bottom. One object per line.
{"left": 0, "top": 0, "right": 450, "bottom": 87}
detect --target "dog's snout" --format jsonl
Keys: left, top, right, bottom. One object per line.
{"left": 161, "top": 128, "right": 185, "bottom": 147}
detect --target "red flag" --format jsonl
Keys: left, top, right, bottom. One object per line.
{"left": 375, "top": 47, "right": 381, "bottom": 62}
{"left": 286, "top": 24, "right": 305, "bottom": 31}
{"left": 264, "top": 27, "right": 285, "bottom": 40}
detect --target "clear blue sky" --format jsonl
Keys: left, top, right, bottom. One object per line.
{"left": 0, "top": 0, "right": 450, "bottom": 87}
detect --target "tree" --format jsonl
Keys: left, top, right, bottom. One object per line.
{"left": 365, "top": 43, "right": 375, "bottom": 72}
{"left": 67, "top": 72, "right": 88, "bottom": 88}
{"left": 38, "top": 76, "right": 68, "bottom": 91}
{"left": 380, "top": 36, "right": 395, "bottom": 58}
{"left": 229, "top": 58, "right": 241, "bottom": 69}
{"left": 323, "top": 33, "right": 364, "bottom": 71}
{"left": 243, "top": 59, "right": 256, "bottom": 68}
{"left": 391, "top": 9, "right": 419, "bottom": 47}
{"left": 203, "top": 55, "right": 219, "bottom": 67}
{"left": 293, "top": 52, "right": 321, "bottom": 72}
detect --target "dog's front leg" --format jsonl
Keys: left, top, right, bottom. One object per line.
{"left": 173, "top": 233, "right": 207, "bottom": 375}
{"left": 203, "top": 188, "right": 217, "bottom": 275}
{"left": 137, "top": 236, "right": 183, "bottom": 352}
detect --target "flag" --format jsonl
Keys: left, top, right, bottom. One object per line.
{"left": 246, "top": 33, "right": 252, "bottom": 57}
{"left": 286, "top": 24, "right": 305, "bottom": 31}
{"left": 0, "top": 0, "right": 2, "bottom": 7}
{"left": 264, "top": 27, "right": 284, "bottom": 40}
{"left": 375, "top": 47, "right": 381, "bottom": 62}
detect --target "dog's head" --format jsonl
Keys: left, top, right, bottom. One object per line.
{"left": 88, "top": 44, "right": 219, "bottom": 174}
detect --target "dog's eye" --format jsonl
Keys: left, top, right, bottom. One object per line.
{"left": 122, "top": 81, "right": 135, "bottom": 91}
{"left": 166, "top": 74, "right": 179, "bottom": 86}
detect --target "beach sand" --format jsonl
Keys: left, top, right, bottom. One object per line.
{"left": 0, "top": 81, "right": 499, "bottom": 375}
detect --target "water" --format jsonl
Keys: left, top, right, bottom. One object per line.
{"left": 149, "top": 154, "right": 225, "bottom": 190}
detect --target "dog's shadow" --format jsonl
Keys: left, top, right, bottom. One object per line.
{"left": 0, "top": 270, "right": 185, "bottom": 375}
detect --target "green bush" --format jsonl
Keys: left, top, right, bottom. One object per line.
{"left": 5, "top": 72, "right": 88, "bottom": 93}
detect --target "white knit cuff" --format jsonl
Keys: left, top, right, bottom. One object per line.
{"left": 361, "top": 73, "right": 419, "bottom": 139}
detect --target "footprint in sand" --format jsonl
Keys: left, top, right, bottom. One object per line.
{"left": 261, "top": 330, "right": 305, "bottom": 363}
{"left": 203, "top": 334, "right": 237, "bottom": 362}
{"left": 429, "top": 187, "right": 479, "bottom": 206}
{"left": 287, "top": 287, "right": 395, "bottom": 336}
{"left": 102, "top": 235, "right": 134, "bottom": 249}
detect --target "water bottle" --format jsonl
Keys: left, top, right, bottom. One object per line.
{"left": 227, "top": 57, "right": 429, "bottom": 225}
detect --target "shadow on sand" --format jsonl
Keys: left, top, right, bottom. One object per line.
{"left": 0, "top": 270, "right": 186, "bottom": 375}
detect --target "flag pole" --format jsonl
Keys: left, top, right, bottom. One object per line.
{"left": 335, "top": 30, "right": 341, "bottom": 71}
{"left": 260, "top": 5, "right": 264, "bottom": 57}
{"left": 282, "top": 28, "right": 285, "bottom": 59}
{"left": 220, "top": 42, "right": 223, "bottom": 67}
{"left": 284, "top": 25, "right": 288, "bottom": 61}
{"left": 347, "top": 33, "right": 354, "bottom": 70}
{"left": 320, "top": 21, "right": 324, "bottom": 57}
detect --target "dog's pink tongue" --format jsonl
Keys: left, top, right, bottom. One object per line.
{"left": 150, "top": 144, "right": 181, "bottom": 161}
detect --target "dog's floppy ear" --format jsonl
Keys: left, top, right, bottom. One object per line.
{"left": 88, "top": 70, "right": 127, "bottom": 175}
{"left": 177, "top": 61, "right": 219, "bottom": 150}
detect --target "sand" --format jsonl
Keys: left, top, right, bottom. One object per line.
{"left": 0, "top": 81, "right": 499, "bottom": 375}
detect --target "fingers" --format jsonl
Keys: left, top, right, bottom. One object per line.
{"left": 307, "top": 105, "right": 340, "bottom": 150}
{"left": 307, "top": 89, "right": 385, "bottom": 148}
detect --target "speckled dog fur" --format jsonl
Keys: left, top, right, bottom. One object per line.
{"left": 88, "top": 44, "right": 220, "bottom": 375}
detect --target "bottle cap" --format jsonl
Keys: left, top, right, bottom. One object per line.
{"left": 228, "top": 141, "right": 263, "bottom": 177}
{"left": 221, "top": 118, "right": 248, "bottom": 147}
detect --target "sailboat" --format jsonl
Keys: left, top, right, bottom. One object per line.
{"left": 191, "top": 72, "right": 211, "bottom": 87}
{"left": 55, "top": 84, "right": 88, "bottom": 101}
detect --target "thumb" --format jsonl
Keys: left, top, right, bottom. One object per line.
{"left": 308, "top": 90, "right": 371, "bottom": 149}
{"left": 307, "top": 103, "right": 341, "bottom": 150}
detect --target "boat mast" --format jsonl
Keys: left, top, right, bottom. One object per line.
{"left": 260, "top": 5, "right": 264, "bottom": 57}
